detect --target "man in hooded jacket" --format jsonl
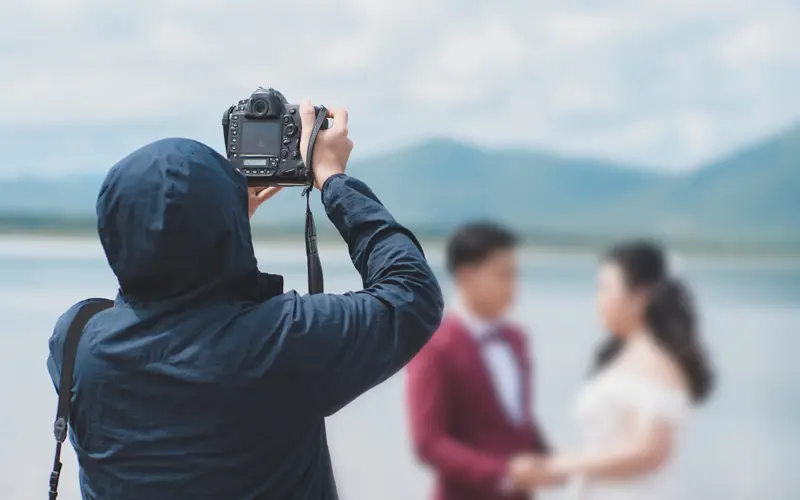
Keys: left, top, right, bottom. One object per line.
{"left": 46, "top": 103, "right": 444, "bottom": 499}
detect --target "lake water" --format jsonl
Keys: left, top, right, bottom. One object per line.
{"left": 0, "top": 235, "right": 797, "bottom": 500}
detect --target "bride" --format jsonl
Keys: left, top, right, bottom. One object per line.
{"left": 537, "top": 241, "right": 715, "bottom": 499}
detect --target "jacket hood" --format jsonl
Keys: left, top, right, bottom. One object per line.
{"left": 97, "top": 137, "right": 282, "bottom": 306}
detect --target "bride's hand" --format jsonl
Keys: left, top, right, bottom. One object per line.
{"left": 541, "top": 454, "right": 583, "bottom": 485}
{"left": 508, "top": 454, "right": 553, "bottom": 490}
{"left": 529, "top": 455, "right": 555, "bottom": 486}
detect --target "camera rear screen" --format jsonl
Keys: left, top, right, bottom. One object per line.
{"left": 239, "top": 121, "right": 282, "bottom": 156}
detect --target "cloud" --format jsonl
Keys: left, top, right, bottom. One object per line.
{"left": 409, "top": 17, "right": 526, "bottom": 105}
{"left": 714, "top": 17, "right": 798, "bottom": 67}
{"left": 544, "top": 13, "right": 628, "bottom": 48}
{"left": 0, "top": 0, "right": 798, "bottom": 175}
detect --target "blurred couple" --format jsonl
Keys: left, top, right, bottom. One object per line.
{"left": 406, "top": 223, "right": 714, "bottom": 500}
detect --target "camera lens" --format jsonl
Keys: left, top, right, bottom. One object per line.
{"left": 251, "top": 99, "right": 269, "bottom": 117}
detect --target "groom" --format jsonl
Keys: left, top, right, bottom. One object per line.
{"left": 406, "top": 222, "right": 551, "bottom": 500}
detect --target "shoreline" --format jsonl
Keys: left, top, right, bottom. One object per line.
{"left": 2, "top": 213, "right": 798, "bottom": 258}
{"left": 1, "top": 231, "right": 799, "bottom": 263}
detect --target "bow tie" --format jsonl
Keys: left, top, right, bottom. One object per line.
{"left": 481, "top": 326, "right": 511, "bottom": 345}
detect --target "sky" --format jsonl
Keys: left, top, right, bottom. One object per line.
{"left": 1, "top": 0, "right": 799, "bottom": 177}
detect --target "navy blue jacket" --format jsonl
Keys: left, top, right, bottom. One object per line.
{"left": 46, "top": 138, "right": 444, "bottom": 499}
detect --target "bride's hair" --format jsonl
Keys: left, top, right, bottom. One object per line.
{"left": 592, "top": 240, "right": 715, "bottom": 403}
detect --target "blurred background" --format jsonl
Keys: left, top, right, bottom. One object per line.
{"left": 0, "top": 1, "right": 798, "bottom": 499}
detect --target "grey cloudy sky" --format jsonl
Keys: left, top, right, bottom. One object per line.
{"left": 1, "top": 0, "right": 798, "bottom": 176}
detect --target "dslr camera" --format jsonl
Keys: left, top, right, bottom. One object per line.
{"left": 222, "top": 87, "right": 328, "bottom": 186}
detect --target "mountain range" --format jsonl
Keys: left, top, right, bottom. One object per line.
{"left": 1, "top": 123, "right": 798, "bottom": 251}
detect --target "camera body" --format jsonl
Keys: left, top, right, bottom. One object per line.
{"left": 222, "top": 87, "right": 327, "bottom": 186}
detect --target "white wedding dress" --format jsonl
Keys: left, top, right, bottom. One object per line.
{"left": 564, "top": 368, "right": 691, "bottom": 500}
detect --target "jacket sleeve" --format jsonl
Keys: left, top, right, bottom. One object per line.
{"left": 519, "top": 330, "right": 552, "bottom": 454}
{"left": 406, "top": 342, "right": 509, "bottom": 489}
{"left": 531, "top": 419, "right": 551, "bottom": 454}
{"left": 266, "top": 174, "right": 444, "bottom": 417}
{"left": 529, "top": 364, "right": 552, "bottom": 455}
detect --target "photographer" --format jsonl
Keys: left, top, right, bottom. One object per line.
{"left": 46, "top": 102, "right": 444, "bottom": 499}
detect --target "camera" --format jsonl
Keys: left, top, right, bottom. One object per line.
{"left": 222, "top": 87, "right": 328, "bottom": 186}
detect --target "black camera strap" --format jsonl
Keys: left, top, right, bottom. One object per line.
{"left": 302, "top": 107, "right": 328, "bottom": 295}
{"left": 49, "top": 298, "right": 114, "bottom": 500}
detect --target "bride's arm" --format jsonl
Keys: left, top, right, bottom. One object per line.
{"left": 543, "top": 417, "right": 674, "bottom": 482}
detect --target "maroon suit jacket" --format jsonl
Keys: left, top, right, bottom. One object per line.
{"left": 406, "top": 314, "right": 550, "bottom": 500}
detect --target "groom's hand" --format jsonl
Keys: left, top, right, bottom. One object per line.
{"left": 507, "top": 454, "right": 546, "bottom": 491}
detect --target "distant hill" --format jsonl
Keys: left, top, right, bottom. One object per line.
{"left": 670, "top": 124, "right": 800, "bottom": 237}
{"left": 0, "top": 124, "right": 798, "bottom": 251}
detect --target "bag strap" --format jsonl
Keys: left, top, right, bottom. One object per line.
{"left": 49, "top": 298, "right": 114, "bottom": 500}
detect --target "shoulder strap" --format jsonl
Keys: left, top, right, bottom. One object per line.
{"left": 49, "top": 298, "right": 114, "bottom": 500}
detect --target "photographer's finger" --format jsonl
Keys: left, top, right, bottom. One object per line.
{"left": 327, "top": 108, "right": 349, "bottom": 133}
{"left": 255, "top": 186, "right": 283, "bottom": 204}
{"left": 299, "top": 100, "right": 316, "bottom": 140}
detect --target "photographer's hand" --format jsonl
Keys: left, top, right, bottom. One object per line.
{"left": 299, "top": 101, "right": 353, "bottom": 190}
{"left": 248, "top": 186, "right": 282, "bottom": 218}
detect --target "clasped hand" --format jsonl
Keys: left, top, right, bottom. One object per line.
{"left": 508, "top": 453, "right": 557, "bottom": 491}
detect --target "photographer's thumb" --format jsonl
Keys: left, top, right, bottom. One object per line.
{"left": 299, "top": 100, "right": 315, "bottom": 168}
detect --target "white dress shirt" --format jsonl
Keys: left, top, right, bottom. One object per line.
{"left": 454, "top": 304, "right": 526, "bottom": 425}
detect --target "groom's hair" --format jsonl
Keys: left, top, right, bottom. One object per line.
{"left": 445, "top": 221, "right": 518, "bottom": 275}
